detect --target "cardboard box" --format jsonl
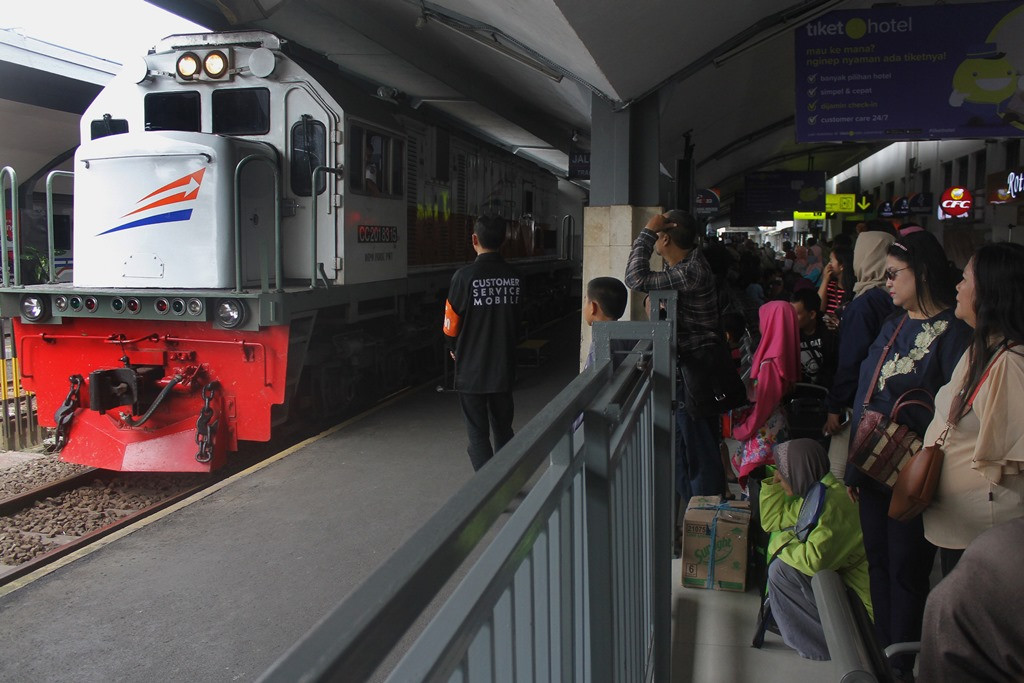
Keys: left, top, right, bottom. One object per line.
{"left": 681, "top": 495, "right": 751, "bottom": 592}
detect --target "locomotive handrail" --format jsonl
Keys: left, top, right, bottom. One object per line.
{"left": 1, "top": 166, "right": 20, "bottom": 287}
{"left": 79, "top": 152, "right": 213, "bottom": 167}
{"left": 234, "top": 155, "right": 282, "bottom": 293}
{"left": 310, "top": 165, "right": 341, "bottom": 289}
{"left": 46, "top": 171, "right": 74, "bottom": 284}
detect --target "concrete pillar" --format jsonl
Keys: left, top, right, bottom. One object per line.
{"left": 580, "top": 95, "right": 662, "bottom": 369}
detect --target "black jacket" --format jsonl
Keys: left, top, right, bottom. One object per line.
{"left": 443, "top": 252, "right": 522, "bottom": 393}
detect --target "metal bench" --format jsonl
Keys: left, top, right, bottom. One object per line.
{"left": 811, "top": 569, "right": 920, "bottom": 683}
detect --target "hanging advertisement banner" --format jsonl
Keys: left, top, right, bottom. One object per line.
{"left": 694, "top": 188, "right": 721, "bottom": 216}
{"left": 795, "top": 1, "right": 1024, "bottom": 143}
{"left": 988, "top": 168, "right": 1024, "bottom": 204}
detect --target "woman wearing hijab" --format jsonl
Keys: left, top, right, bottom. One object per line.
{"left": 731, "top": 301, "right": 801, "bottom": 487}
{"left": 760, "top": 438, "right": 871, "bottom": 661}
{"left": 922, "top": 242, "right": 1024, "bottom": 574}
{"left": 823, "top": 225, "right": 897, "bottom": 436}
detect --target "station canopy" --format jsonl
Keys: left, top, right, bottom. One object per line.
{"left": 150, "top": 0, "right": 1011, "bottom": 212}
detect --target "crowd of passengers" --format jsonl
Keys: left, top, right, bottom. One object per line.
{"left": 611, "top": 211, "right": 1024, "bottom": 682}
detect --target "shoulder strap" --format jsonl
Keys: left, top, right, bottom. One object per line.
{"left": 862, "top": 314, "right": 908, "bottom": 408}
{"left": 948, "top": 342, "right": 1017, "bottom": 425}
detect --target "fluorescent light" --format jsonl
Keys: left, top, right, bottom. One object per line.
{"left": 423, "top": 14, "right": 564, "bottom": 83}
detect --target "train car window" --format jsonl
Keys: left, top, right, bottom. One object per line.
{"left": 291, "top": 116, "right": 326, "bottom": 197}
{"left": 389, "top": 139, "right": 404, "bottom": 196}
{"left": 212, "top": 88, "right": 270, "bottom": 135}
{"left": 348, "top": 126, "right": 366, "bottom": 192}
{"left": 435, "top": 129, "right": 450, "bottom": 183}
{"left": 349, "top": 125, "right": 392, "bottom": 197}
{"left": 90, "top": 115, "right": 128, "bottom": 140}
{"left": 144, "top": 92, "right": 200, "bottom": 132}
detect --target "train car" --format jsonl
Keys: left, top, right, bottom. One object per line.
{"left": 0, "top": 31, "right": 576, "bottom": 473}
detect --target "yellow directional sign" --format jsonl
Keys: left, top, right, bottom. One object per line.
{"left": 794, "top": 211, "right": 826, "bottom": 220}
{"left": 857, "top": 194, "right": 873, "bottom": 211}
{"left": 826, "top": 193, "right": 856, "bottom": 212}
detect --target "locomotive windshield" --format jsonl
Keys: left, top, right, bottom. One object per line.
{"left": 144, "top": 92, "right": 200, "bottom": 132}
{"left": 213, "top": 88, "right": 271, "bottom": 136}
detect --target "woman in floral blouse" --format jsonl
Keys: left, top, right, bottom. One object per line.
{"left": 845, "top": 230, "right": 971, "bottom": 681}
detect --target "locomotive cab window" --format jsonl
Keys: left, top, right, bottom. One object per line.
{"left": 349, "top": 124, "right": 403, "bottom": 197}
{"left": 144, "top": 92, "right": 200, "bottom": 132}
{"left": 290, "top": 116, "right": 327, "bottom": 197}
{"left": 213, "top": 88, "right": 270, "bottom": 135}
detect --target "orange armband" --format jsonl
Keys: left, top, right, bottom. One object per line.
{"left": 443, "top": 299, "right": 461, "bottom": 337}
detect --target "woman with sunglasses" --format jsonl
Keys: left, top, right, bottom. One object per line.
{"left": 922, "top": 242, "right": 1024, "bottom": 575}
{"left": 846, "top": 230, "right": 972, "bottom": 681}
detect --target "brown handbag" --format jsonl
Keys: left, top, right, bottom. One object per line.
{"left": 848, "top": 315, "right": 934, "bottom": 487}
{"left": 889, "top": 345, "right": 1014, "bottom": 521}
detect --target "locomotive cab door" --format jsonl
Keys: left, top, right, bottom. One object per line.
{"left": 282, "top": 86, "right": 339, "bottom": 284}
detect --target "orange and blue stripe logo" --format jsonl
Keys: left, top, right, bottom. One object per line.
{"left": 98, "top": 168, "right": 206, "bottom": 235}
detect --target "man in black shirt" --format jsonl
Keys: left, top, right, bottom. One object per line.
{"left": 443, "top": 216, "right": 523, "bottom": 471}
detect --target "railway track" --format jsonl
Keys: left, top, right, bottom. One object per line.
{"left": 0, "top": 467, "right": 211, "bottom": 587}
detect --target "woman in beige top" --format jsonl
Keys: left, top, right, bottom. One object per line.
{"left": 923, "top": 242, "right": 1024, "bottom": 574}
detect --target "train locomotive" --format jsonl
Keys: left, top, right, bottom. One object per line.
{"left": 0, "top": 31, "right": 576, "bottom": 472}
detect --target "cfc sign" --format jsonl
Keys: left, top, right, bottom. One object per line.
{"left": 939, "top": 186, "right": 973, "bottom": 219}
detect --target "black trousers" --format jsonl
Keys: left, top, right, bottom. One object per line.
{"left": 859, "top": 485, "right": 936, "bottom": 674}
{"left": 458, "top": 391, "right": 515, "bottom": 471}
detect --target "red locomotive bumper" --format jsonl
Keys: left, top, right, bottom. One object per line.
{"left": 14, "top": 318, "right": 289, "bottom": 472}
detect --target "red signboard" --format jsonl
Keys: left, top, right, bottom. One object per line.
{"left": 939, "top": 186, "right": 973, "bottom": 218}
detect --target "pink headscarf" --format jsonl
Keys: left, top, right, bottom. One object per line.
{"left": 749, "top": 300, "right": 801, "bottom": 385}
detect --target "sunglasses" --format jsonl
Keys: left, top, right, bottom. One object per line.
{"left": 884, "top": 266, "right": 910, "bottom": 281}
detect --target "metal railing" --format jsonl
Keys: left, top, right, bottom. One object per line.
{"left": 46, "top": 170, "right": 74, "bottom": 284}
{"left": 310, "top": 165, "right": 341, "bottom": 289}
{"left": 1, "top": 166, "right": 22, "bottom": 287}
{"left": 259, "top": 292, "right": 678, "bottom": 683}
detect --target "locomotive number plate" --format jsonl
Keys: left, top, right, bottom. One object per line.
{"left": 357, "top": 225, "right": 399, "bottom": 243}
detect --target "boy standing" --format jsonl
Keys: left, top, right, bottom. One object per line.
{"left": 582, "top": 276, "right": 629, "bottom": 369}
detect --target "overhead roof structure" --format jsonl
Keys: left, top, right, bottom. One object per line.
{"left": 0, "top": 30, "right": 118, "bottom": 196}
{"left": 18, "top": 0, "right": 1005, "bottom": 217}
{"left": 152, "top": 0, "right": 952, "bottom": 213}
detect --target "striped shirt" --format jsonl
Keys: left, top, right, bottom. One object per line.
{"left": 624, "top": 229, "right": 720, "bottom": 356}
{"left": 824, "top": 280, "right": 847, "bottom": 316}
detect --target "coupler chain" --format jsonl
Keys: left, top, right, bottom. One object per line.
{"left": 194, "top": 381, "right": 219, "bottom": 463}
{"left": 51, "top": 374, "right": 84, "bottom": 453}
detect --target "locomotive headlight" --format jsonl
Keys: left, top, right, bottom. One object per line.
{"left": 215, "top": 299, "right": 246, "bottom": 329}
{"left": 54, "top": 295, "right": 69, "bottom": 312}
{"left": 176, "top": 52, "right": 201, "bottom": 80}
{"left": 186, "top": 298, "right": 204, "bottom": 316}
{"left": 20, "top": 295, "right": 49, "bottom": 322}
{"left": 203, "top": 50, "right": 229, "bottom": 79}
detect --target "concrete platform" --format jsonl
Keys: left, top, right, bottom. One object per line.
{"left": 0, "top": 312, "right": 822, "bottom": 682}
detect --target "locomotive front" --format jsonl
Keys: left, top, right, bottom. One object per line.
{"left": 3, "top": 34, "right": 299, "bottom": 472}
